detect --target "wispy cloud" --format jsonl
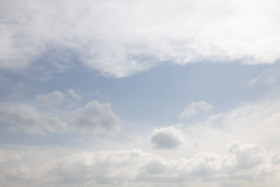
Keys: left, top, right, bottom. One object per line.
{"left": 180, "top": 101, "right": 212, "bottom": 120}
{"left": 1, "top": 0, "right": 280, "bottom": 77}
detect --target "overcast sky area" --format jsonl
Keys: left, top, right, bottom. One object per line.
{"left": 1, "top": 0, "right": 280, "bottom": 186}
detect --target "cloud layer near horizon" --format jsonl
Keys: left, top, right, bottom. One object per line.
{"left": 0, "top": 141, "right": 279, "bottom": 187}
{"left": 1, "top": 0, "right": 280, "bottom": 77}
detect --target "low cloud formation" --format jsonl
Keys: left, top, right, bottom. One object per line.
{"left": 0, "top": 91, "right": 120, "bottom": 135}
{"left": 151, "top": 126, "right": 184, "bottom": 149}
{"left": 180, "top": 101, "right": 212, "bottom": 120}
{"left": 0, "top": 142, "right": 279, "bottom": 186}
{"left": 35, "top": 90, "right": 64, "bottom": 106}
{"left": 0, "top": 105, "right": 66, "bottom": 134}
{"left": 1, "top": 0, "right": 280, "bottom": 77}
{"left": 69, "top": 101, "right": 121, "bottom": 134}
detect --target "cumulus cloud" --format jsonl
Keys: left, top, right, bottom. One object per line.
{"left": 0, "top": 142, "right": 279, "bottom": 186}
{"left": 69, "top": 101, "right": 121, "bottom": 134}
{"left": 0, "top": 91, "right": 120, "bottom": 135}
{"left": 1, "top": 0, "right": 280, "bottom": 77}
{"left": 35, "top": 90, "right": 64, "bottom": 106}
{"left": 225, "top": 142, "right": 267, "bottom": 170}
{"left": 0, "top": 105, "right": 66, "bottom": 134}
{"left": 180, "top": 101, "right": 212, "bottom": 120}
{"left": 151, "top": 126, "right": 184, "bottom": 149}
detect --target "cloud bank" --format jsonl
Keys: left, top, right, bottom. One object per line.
{"left": 1, "top": 0, "right": 280, "bottom": 77}
{"left": 0, "top": 142, "right": 279, "bottom": 187}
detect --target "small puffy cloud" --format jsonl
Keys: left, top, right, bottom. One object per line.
{"left": 69, "top": 101, "right": 121, "bottom": 134}
{"left": 151, "top": 126, "right": 184, "bottom": 149}
{"left": 180, "top": 101, "right": 212, "bottom": 120}
{"left": 67, "top": 89, "right": 82, "bottom": 101}
{"left": 35, "top": 91, "right": 64, "bottom": 106}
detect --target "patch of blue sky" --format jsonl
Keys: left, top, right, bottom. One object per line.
{"left": 2, "top": 58, "right": 280, "bottom": 135}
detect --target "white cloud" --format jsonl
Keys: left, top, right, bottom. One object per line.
{"left": 151, "top": 126, "right": 184, "bottom": 149}
{"left": 225, "top": 142, "right": 267, "bottom": 170}
{"left": 218, "top": 100, "right": 280, "bottom": 147}
{"left": 180, "top": 101, "right": 212, "bottom": 120}
{"left": 181, "top": 99, "right": 280, "bottom": 156}
{"left": 0, "top": 91, "right": 120, "bottom": 135}
{"left": 1, "top": 0, "right": 280, "bottom": 77}
{"left": 69, "top": 101, "right": 121, "bottom": 134}
{"left": 0, "top": 143, "right": 279, "bottom": 186}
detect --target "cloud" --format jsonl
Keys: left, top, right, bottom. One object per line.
{"left": 0, "top": 91, "right": 120, "bottom": 135}
{"left": 1, "top": 0, "right": 280, "bottom": 77}
{"left": 217, "top": 100, "right": 280, "bottom": 146}
{"left": 179, "top": 101, "right": 213, "bottom": 120}
{"left": 151, "top": 126, "right": 184, "bottom": 149}
{"left": 225, "top": 142, "right": 267, "bottom": 170}
{"left": 0, "top": 142, "right": 279, "bottom": 186}
{"left": 35, "top": 90, "right": 64, "bottom": 106}
{"left": 69, "top": 101, "right": 121, "bottom": 134}
{"left": 67, "top": 89, "right": 82, "bottom": 101}
{"left": 247, "top": 68, "right": 280, "bottom": 86}
{"left": 0, "top": 105, "right": 66, "bottom": 134}
{"left": 181, "top": 99, "right": 280, "bottom": 157}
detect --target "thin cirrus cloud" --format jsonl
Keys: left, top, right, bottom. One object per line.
{"left": 0, "top": 90, "right": 121, "bottom": 135}
{"left": 67, "top": 89, "right": 82, "bottom": 101}
{"left": 1, "top": 0, "right": 280, "bottom": 77}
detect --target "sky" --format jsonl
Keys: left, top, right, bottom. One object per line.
{"left": 1, "top": 0, "right": 280, "bottom": 186}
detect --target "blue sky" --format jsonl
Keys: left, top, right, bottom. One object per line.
{"left": 1, "top": 0, "right": 280, "bottom": 186}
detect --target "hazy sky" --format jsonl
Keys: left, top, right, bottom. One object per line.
{"left": 1, "top": 0, "right": 280, "bottom": 186}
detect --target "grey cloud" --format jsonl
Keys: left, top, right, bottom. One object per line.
{"left": 0, "top": 91, "right": 120, "bottom": 135}
{"left": 151, "top": 126, "right": 184, "bottom": 149}
{"left": 226, "top": 142, "right": 266, "bottom": 170}
{"left": 0, "top": 105, "right": 66, "bottom": 134}
{"left": 69, "top": 101, "right": 120, "bottom": 134}
{"left": 35, "top": 90, "right": 64, "bottom": 106}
